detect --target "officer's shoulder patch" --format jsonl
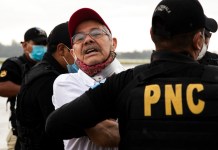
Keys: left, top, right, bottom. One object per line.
{"left": 0, "top": 70, "right": 7, "bottom": 77}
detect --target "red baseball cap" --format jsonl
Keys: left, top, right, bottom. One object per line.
{"left": 68, "top": 8, "right": 111, "bottom": 40}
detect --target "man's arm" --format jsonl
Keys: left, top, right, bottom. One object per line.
{"left": 0, "top": 58, "right": 23, "bottom": 97}
{"left": 0, "top": 81, "right": 20, "bottom": 97}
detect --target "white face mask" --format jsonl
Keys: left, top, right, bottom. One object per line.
{"left": 197, "top": 42, "right": 208, "bottom": 60}
{"left": 197, "top": 30, "right": 208, "bottom": 60}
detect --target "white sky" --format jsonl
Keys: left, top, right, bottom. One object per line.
{"left": 0, "top": 0, "right": 218, "bottom": 53}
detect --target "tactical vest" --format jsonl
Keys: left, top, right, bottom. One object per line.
{"left": 16, "top": 61, "right": 59, "bottom": 150}
{"left": 118, "top": 63, "right": 218, "bottom": 150}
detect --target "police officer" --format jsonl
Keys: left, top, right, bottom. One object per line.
{"left": 16, "top": 22, "right": 74, "bottom": 150}
{"left": 46, "top": 0, "right": 218, "bottom": 149}
{"left": 0, "top": 27, "right": 47, "bottom": 150}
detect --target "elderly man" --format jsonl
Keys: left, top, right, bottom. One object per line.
{"left": 51, "top": 8, "right": 125, "bottom": 150}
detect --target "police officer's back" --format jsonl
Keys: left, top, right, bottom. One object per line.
{"left": 16, "top": 22, "right": 74, "bottom": 150}
{"left": 46, "top": 0, "right": 218, "bottom": 149}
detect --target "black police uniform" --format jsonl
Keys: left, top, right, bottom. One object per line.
{"left": 16, "top": 52, "right": 66, "bottom": 150}
{"left": 46, "top": 51, "right": 218, "bottom": 150}
{"left": 0, "top": 54, "right": 35, "bottom": 85}
{"left": 0, "top": 54, "right": 36, "bottom": 150}
{"left": 198, "top": 51, "right": 218, "bottom": 65}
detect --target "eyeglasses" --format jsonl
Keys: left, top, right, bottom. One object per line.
{"left": 72, "top": 28, "right": 109, "bottom": 44}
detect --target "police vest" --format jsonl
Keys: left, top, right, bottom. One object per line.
{"left": 119, "top": 63, "right": 218, "bottom": 150}
{"left": 16, "top": 61, "right": 60, "bottom": 149}
{"left": 16, "top": 60, "right": 59, "bottom": 123}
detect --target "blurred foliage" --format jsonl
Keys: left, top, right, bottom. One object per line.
{"left": 117, "top": 50, "right": 152, "bottom": 59}
{"left": 0, "top": 41, "right": 23, "bottom": 57}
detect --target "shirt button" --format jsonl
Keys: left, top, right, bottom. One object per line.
{"left": 93, "top": 75, "right": 103, "bottom": 82}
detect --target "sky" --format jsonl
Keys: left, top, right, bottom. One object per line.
{"left": 1, "top": 0, "right": 218, "bottom": 53}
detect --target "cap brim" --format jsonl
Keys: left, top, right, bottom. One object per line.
{"left": 68, "top": 8, "right": 111, "bottom": 39}
{"left": 205, "top": 16, "right": 218, "bottom": 33}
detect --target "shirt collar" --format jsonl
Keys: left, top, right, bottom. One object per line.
{"left": 92, "top": 58, "right": 125, "bottom": 82}
{"left": 77, "top": 58, "right": 125, "bottom": 87}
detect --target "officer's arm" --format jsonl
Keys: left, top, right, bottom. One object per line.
{"left": 85, "top": 119, "right": 120, "bottom": 147}
{"left": 45, "top": 93, "right": 105, "bottom": 139}
{"left": 0, "top": 81, "right": 20, "bottom": 97}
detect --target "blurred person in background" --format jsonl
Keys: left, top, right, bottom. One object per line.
{"left": 0, "top": 27, "right": 47, "bottom": 150}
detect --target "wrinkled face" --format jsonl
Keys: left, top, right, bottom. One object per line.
{"left": 72, "top": 20, "right": 116, "bottom": 66}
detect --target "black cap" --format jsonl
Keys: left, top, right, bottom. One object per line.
{"left": 47, "top": 22, "right": 71, "bottom": 50}
{"left": 205, "top": 16, "right": 217, "bottom": 33}
{"left": 23, "top": 27, "right": 47, "bottom": 44}
{"left": 152, "top": 0, "right": 218, "bottom": 37}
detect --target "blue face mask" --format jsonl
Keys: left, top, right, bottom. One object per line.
{"left": 62, "top": 56, "right": 78, "bottom": 73}
{"left": 67, "top": 63, "right": 79, "bottom": 73}
{"left": 29, "top": 45, "right": 47, "bottom": 61}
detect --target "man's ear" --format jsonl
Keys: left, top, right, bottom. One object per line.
{"left": 21, "top": 42, "right": 29, "bottom": 53}
{"left": 193, "top": 31, "right": 203, "bottom": 50}
{"left": 112, "top": 38, "right": 117, "bottom": 51}
{"left": 21, "top": 42, "right": 26, "bottom": 48}
{"left": 70, "top": 49, "right": 74, "bottom": 56}
{"left": 56, "top": 43, "right": 65, "bottom": 56}
{"left": 70, "top": 49, "right": 77, "bottom": 60}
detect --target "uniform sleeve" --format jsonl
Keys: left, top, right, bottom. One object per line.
{"left": 0, "top": 59, "right": 22, "bottom": 84}
{"left": 45, "top": 69, "right": 133, "bottom": 139}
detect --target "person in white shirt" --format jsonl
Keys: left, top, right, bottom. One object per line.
{"left": 52, "top": 8, "right": 125, "bottom": 150}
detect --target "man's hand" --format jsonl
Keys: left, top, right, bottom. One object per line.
{"left": 85, "top": 119, "right": 120, "bottom": 147}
